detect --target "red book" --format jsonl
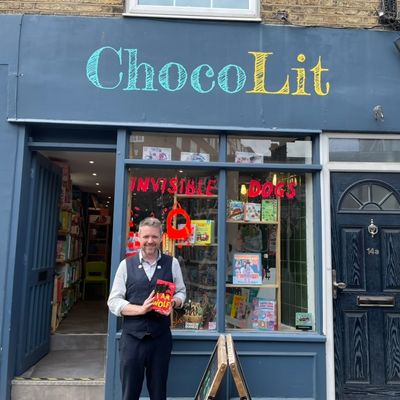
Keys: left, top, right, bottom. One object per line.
{"left": 152, "top": 279, "right": 176, "bottom": 315}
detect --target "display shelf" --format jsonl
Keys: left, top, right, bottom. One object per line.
{"left": 187, "top": 281, "right": 216, "bottom": 290}
{"left": 225, "top": 196, "right": 281, "bottom": 331}
{"left": 175, "top": 243, "right": 218, "bottom": 247}
{"left": 187, "top": 260, "right": 216, "bottom": 265}
{"left": 226, "top": 220, "right": 278, "bottom": 225}
{"left": 225, "top": 283, "right": 279, "bottom": 289}
{"left": 172, "top": 191, "right": 218, "bottom": 330}
{"left": 225, "top": 315, "right": 251, "bottom": 329}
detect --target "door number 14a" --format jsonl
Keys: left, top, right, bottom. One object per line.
{"left": 367, "top": 248, "right": 379, "bottom": 255}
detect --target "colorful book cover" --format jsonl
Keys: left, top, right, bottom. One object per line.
{"left": 234, "top": 151, "right": 263, "bottom": 164}
{"left": 191, "top": 220, "right": 215, "bottom": 245}
{"left": 244, "top": 203, "right": 261, "bottom": 222}
{"left": 142, "top": 146, "right": 172, "bottom": 161}
{"left": 230, "top": 294, "right": 247, "bottom": 318}
{"left": 180, "top": 152, "right": 210, "bottom": 162}
{"left": 227, "top": 200, "right": 244, "bottom": 221}
{"left": 261, "top": 199, "right": 278, "bottom": 222}
{"left": 176, "top": 223, "right": 197, "bottom": 246}
{"left": 232, "top": 253, "right": 262, "bottom": 285}
{"left": 252, "top": 298, "right": 277, "bottom": 330}
{"left": 152, "top": 279, "right": 176, "bottom": 315}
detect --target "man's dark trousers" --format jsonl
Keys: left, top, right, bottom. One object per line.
{"left": 120, "top": 329, "right": 172, "bottom": 400}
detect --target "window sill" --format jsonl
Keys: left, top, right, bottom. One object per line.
{"left": 122, "top": 12, "right": 262, "bottom": 22}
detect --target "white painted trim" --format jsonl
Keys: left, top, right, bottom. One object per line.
{"left": 321, "top": 131, "right": 400, "bottom": 400}
{"left": 125, "top": 0, "right": 260, "bottom": 20}
{"left": 320, "top": 133, "right": 335, "bottom": 400}
{"left": 327, "top": 162, "right": 400, "bottom": 172}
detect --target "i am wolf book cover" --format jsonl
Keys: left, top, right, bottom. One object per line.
{"left": 152, "top": 279, "right": 176, "bottom": 315}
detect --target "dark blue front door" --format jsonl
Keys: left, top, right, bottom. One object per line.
{"left": 331, "top": 172, "right": 400, "bottom": 399}
{"left": 16, "top": 152, "right": 61, "bottom": 374}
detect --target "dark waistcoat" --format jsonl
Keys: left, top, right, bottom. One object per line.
{"left": 123, "top": 253, "right": 173, "bottom": 339}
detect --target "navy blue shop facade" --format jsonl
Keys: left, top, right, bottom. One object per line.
{"left": 1, "top": 14, "right": 400, "bottom": 400}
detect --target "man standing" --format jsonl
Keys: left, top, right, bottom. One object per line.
{"left": 108, "top": 217, "right": 186, "bottom": 400}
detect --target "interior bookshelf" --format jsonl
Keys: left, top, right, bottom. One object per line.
{"left": 86, "top": 208, "right": 111, "bottom": 263}
{"left": 51, "top": 164, "right": 84, "bottom": 332}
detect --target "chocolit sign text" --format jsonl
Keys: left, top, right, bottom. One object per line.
{"left": 86, "top": 47, "right": 330, "bottom": 96}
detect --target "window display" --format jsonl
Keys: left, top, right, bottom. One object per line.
{"left": 225, "top": 170, "right": 314, "bottom": 331}
{"left": 127, "top": 168, "right": 218, "bottom": 331}
{"left": 126, "top": 132, "right": 316, "bottom": 333}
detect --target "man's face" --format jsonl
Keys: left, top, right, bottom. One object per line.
{"left": 139, "top": 225, "right": 162, "bottom": 259}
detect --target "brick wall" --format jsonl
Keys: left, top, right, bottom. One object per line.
{"left": 0, "top": 0, "right": 390, "bottom": 29}
{"left": 261, "top": 0, "right": 384, "bottom": 29}
{"left": 0, "top": 0, "right": 123, "bottom": 16}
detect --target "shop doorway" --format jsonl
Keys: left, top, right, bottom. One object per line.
{"left": 331, "top": 172, "right": 400, "bottom": 399}
{"left": 15, "top": 148, "right": 115, "bottom": 379}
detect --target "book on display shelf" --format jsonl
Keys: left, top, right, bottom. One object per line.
{"left": 142, "top": 146, "right": 172, "bottom": 161}
{"left": 234, "top": 151, "right": 263, "bottom": 164}
{"left": 252, "top": 298, "right": 277, "bottom": 331}
{"left": 232, "top": 253, "right": 262, "bottom": 285}
{"left": 261, "top": 199, "right": 278, "bottom": 222}
{"left": 180, "top": 152, "right": 210, "bottom": 162}
{"left": 244, "top": 203, "right": 261, "bottom": 222}
{"left": 227, "top": 200, "right": 244, "bottom": 221}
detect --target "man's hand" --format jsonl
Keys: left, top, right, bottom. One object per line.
{"left": 141, "top": 290, "right": 155, "bottom": 314}
{"left": 168, "top": 298, "right": 181, "bottom": 315}
{"left": 121, "top": 290, "right": 155, "bottom": 316}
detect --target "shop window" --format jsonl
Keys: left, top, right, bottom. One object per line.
{"left": 227, "top": 135, "right": 313, "bottom": 164}
{"left": 339, "top": 182, "right": 400, "bottom": 211}
{"left": 127, "top": 168, "right": 219, "bottom": 331}
{"left": 329, "top": 138, "right": 400, "bottom": 162}
{"left": 125, "top": 0, "right": 260, "bottom": 20}
{"left": 126, "top": 133, "right": 316, "bottom": 333}
{"left": 225, "top": 171, "right": 315, "bottom": 331}
{"left": 129, "top": 132, "right": 219, "bottom": 162}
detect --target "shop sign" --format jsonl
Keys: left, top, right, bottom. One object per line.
{"left": 248, "top": 179, "right": 297, "bottom": 199}
{"left": 130, "top": 176, "right": 217, "bottom": 196}
{"left": 130, "top": 176, "right": 297, "bottom": 198}
{"left": 86, "top": 47, "right": 330, "bottom": 96}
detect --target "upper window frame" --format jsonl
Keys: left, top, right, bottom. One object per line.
{"left": 124, "top": 0, "right": 261, "bottom": 21}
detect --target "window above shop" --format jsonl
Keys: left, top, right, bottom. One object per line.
{"left": 228, "top": 135, "right": 313, "bottom": 164}
{"left": 124, "top": 0, "right": 261, "bottom": 21}
{"left": 329, "top": 138, "right": 400, "bottom": 162}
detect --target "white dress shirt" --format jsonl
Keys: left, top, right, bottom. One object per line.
{"left": 108, "top": 250, "right": 186, "bottom": 317}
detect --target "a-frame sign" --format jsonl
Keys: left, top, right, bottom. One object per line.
{"left": 226, "top": 334, "right": 251, "bottom": 400}
{"left": 194, "top": 334, "right": 251, "bottom": 400}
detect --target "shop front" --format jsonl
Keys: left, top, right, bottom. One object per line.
{"left": 1, "top": 13, "right": 400, "bottom": 400}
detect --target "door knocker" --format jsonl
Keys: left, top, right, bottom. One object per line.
{"left": 368, "top": 219, "right": 378, "bottom": 238}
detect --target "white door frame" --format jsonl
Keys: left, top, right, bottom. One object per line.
{"left": 320, "top": 132, "right": 400, "bottom": 400}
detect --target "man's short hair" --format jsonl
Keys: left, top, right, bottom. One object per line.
{"left": 139, "top": 217, "right": 163, "bottom": 233}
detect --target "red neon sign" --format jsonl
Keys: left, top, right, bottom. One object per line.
{"left": 130, "top": 177, "right": 217, "bottom": 196}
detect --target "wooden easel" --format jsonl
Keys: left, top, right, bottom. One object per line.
{"left": 194, "top": 334, "right": 251, "bottom": 400}
{"left": 226, "top": 334, "right": 251, "bottom": 400}
{"left": 194, "top": 335, "right": 227, "bottom": 400}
